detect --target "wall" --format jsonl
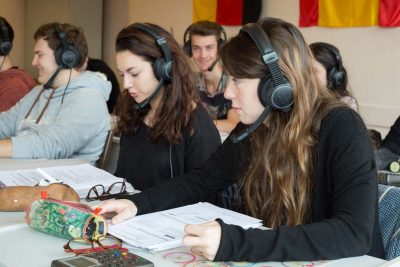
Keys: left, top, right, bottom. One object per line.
{"left": 24, "top": 0, "right": 103, "bottom": 75}
{"left": 265, "top": 0, "right": 400, "bottom": 136}
{"left": 0, "top": 0, "right": 27, "bottom": 68}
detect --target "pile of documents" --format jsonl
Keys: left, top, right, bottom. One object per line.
{"left": 108, "top": 202, "right": 263, "bottom": 252}
{"left": 0, "top": 163, "right": 135, "bottom": 198}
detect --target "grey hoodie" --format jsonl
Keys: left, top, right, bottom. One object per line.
{"left": 0, "top": 71, "right": 111, "bottom": 163}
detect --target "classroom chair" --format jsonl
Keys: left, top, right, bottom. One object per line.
{"left": 96, "top": 129, "right": 115, "bottom": 170}
{"left": 378, "top": 184, "right": 400, "bottom": 260}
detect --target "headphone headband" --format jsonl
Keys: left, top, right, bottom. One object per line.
{"left": 131, "top": 23, "right": 173, "bottom": 82}
{"left": 183, "top": 22, "right": 227, "bottom": 44}
{"left": 132, "top": 23, "right": 172, "bottom": 64}
{"left": 240, "top": 23, "right": 287, "bottom": 88}
{"left": 183, "top": 21, "right": 227, "bottom": 57}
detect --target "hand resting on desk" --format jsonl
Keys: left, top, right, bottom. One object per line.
{"left": 95, "top": 199, "right": 138, "bottom": 224}
{"left": 0, "top": 184, "right": 79, "bottom": 211}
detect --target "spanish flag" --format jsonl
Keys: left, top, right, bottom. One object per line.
{"left": 193, "top": 0, "right": 262, "bottom": 26}
{"left": 300, "top": 0, "right": 400, "bottom": 27}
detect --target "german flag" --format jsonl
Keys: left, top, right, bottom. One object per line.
{"left": 193, "top": 0, "right": 262, "bottom": 26}
{"left": 300, "top": 0, "right": 400, "bottom": 27}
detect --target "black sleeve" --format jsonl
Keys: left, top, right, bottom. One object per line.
{"left": 183, "top": 107, "right": 221, "bottom": 173}
{"left": 213, "top": 109, "right": 380, "bottom": 262}
{"left": 382, "top": 116, "right": 400, "bottom": 155}
{"left": 125, "top": 124, "right": 247, "bottom": 215}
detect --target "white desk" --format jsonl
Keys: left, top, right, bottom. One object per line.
{"left": 0, "top": 159, "right": 388, "bottom": 267}
{"left": 0, "top": 158, "right": 88, "bottom": 171}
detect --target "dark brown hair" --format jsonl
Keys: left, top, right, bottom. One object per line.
{"left": 114, "top": 23, "right": 200, "bottom": 144}
{"left": 221, "top": 17, "right": 344, "bottom": 228}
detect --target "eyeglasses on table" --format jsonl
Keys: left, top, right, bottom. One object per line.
{"left": 64, "top": 235, "right": 123, "bottom": 254}
{"left": 85, "top": 179, "right": 130, "bottom": 202}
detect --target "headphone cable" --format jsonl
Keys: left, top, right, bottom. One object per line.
{"left": 0, "top": 56, "right": 6, "bottom": 71}
{"left": 60, "top": 69, "right": 72, "bottom": 105}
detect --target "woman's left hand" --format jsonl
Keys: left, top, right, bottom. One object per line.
{"left": 182, "top": 221, "right": 221, "bottom": 261}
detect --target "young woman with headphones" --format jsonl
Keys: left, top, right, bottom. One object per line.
{"left": 112, "top": 23, "right": 220, "bottom": 191}
{"left": 309, "top": 42, "right": 358, "bottom": 111}
{"left": 183, "top": 21, "right": 239, "bottom": 134}
{"left": 97, "top": 18, "right": 383, "bottom": 262}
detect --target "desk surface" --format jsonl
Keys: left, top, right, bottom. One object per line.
{"left": 0, "top": 211, "right": 387, "bottom": 267}
{"left": 0, "top": 159, "right": 388, "bottom": 267}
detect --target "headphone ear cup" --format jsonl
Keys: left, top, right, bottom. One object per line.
{"left": 55, "top": 44, "right": 79, "bottom": 69}
{"left": 0, "top": 42, "right": 11, "bottom": 55}
{"left": 328, "top": 67, "right": 344, "bottom": 88}
{"left": 258, "top": 76, "right": 294, "bottom": 111}
{"left": 183, "top": 41, "right": 192, "bottom": 57}
{"left": 257, "top": 76, "right": 270, "bottom": 107}
{"left": 217, "top": 38, "right": 225, "bottom": 49}
{"left": 153, "top": 58, "right": 173, "bottom": 82}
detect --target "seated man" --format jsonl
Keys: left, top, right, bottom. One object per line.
{"left": 0, "top": 16, "right": 36, "bottom": 112}
{"left": 0, "top": 22, "right": 111, "bottom": 163}
{"left": 183, "top": 21, "right": 239, "bottom": 134}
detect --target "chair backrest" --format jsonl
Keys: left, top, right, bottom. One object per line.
{"left": 378, "top": 184, "right": 400, "bottom": 260}
{"left": 96, "top": 129, "right": 114, "bottom": 170}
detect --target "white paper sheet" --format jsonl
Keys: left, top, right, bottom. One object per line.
{"left": 0, "top": 163, "right": 135, "bottom": 198}
{"left": 108, "top": 202, "right": 263, "bottom": 252}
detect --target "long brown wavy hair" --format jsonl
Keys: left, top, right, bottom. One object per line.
{"left": 114, "top": 23, "right": 200, "bottom": 144}
{"left": 221, "top": 18, "right": 346, "bottom": 228}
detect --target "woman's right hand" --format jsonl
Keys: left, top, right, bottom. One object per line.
{"left": 95, "top": 199, "right": 138, "bottom": 224}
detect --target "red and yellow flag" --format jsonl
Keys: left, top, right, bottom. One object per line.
{"left": 300, "top": 0, "right": 400, "bottom": 27}
{"left": 193, "top": 0, "right": 262, "bottom": 26}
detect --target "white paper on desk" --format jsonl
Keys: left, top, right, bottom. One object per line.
{"left": 0, "top": 163, "right": 135, "bottom": 198}
{"left": 108, "top": 202, "right": 263, "bottom": 252}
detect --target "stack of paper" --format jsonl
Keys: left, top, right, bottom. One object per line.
{"left": 108, "top": 202, "right": 263, "bottom": 252}
{"left": 0, "top": 163, "right": 135, "bottom": 198}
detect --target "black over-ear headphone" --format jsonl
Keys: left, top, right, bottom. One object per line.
{"left": 0, "top": 18, "right": 12, "bottom": 56}
{"left": 240, "top": 23, "right": 293, "bottom": 111}
{"left": 129, "top": 23, "right": 173, "bottom": 110}
{"left": 327, "top": 50, "right": 345, "bottom": 89}
{"left": 132, "top": 23, "right": 173, "bottom": 82}
{"left": 183, "top": 22, "right": 227, "bottom": 57}
{"left": 230, "top": 23, "right": 294, "bottom": 144}
{"left": 54, "top": 24, "right": 80, "bottom": 69}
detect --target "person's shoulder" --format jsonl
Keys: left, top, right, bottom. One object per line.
{"left": 321, "top": 106, "right": 367, "bottom": 142}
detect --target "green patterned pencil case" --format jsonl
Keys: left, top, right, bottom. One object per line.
{"left": 26, "top": 198, "right": 108, "bottom": 240}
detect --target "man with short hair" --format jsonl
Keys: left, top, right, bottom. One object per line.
{"left": 0, "top": 22, "right": 111, "bottom": 163}
{"left": 0, "top": 16, "right": 36, "bottom": 112}
{"left": 184, "top": 21, "right": 239, "bottom": 134}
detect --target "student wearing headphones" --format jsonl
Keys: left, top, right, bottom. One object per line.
{"left": 184, "top": 21, "right": 239, "bottom": 134}
{"left": 0, "top": 22, "right": 111, "bottom": 163}
{"left": 97, "top": 18, "right": 383, "bottom": 261}
{"left": 309, "top": 42, "right": 358, "bottom": 111}
{"left": 0, "top": 16, "right": 36, "bottom": 112}
{"left": 112, "top": 23, "right": 220, "bottom": 191}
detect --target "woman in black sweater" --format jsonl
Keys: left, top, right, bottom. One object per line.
{"left": 113, "top": 23, "right": 220, "bottom": 191}
{"left": 98, "top": 18, "right": 384, "bottom": 262}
